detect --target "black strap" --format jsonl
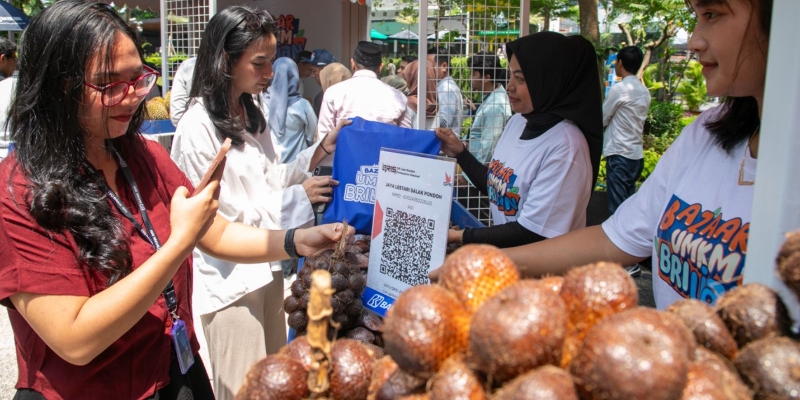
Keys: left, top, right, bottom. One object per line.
{"left": 82, "top": 151, "right": 179, "bottom": 318}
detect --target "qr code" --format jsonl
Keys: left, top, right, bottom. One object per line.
{"left": 380, "top": 207, "right": 434, "bottom": 286}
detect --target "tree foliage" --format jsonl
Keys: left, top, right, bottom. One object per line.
{"left": 609, "top": 0, "right": 693, "bottom": 78}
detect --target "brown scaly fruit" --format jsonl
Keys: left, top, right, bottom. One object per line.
{"left": 733, "top": 337, "right": 800, "bottom": 400}
{"left": 438, "top": 244, "right": 520, "bottom": 313}
{"left": 570, "top": 307, "right": 696, "bottom": 400}
{"left": 383, "top": 285, "right": 471, "bottom": 379}
{"left": 367, "top": 356, "right": 426, "bottom": 400}
{"left": 235, "top": 354, "right": 308, "bottom": 400}
{"left": 666, "top": 298, "right": 739, "bottom": 360}
{"left": 329, "top": 339, "right": 375, "bottom": 400}
{"left": 428, "top": 356, "right": 487, "bottom": 400}
{"left": 777, "top": 230, "right": 800, "bottom": 301}
{"left": 681, "top": 347, "right": 752, "bottom": 400}
{"left": 559, "top": 262, "right": 639, "bottom": 367}
{"left": 716, "top": 283, "right": 792, "bottom": 348}
{"left": 278, "top": 335, "right": 312, "bottom": 371}
{"left": 493, "top": 366, "right": 578, "bottom": 400}
{"left": 469, "top": 280, "right": 567, "bottom": 383}
{"left": 145, "top": 99, "right": 169, "bottom": 120}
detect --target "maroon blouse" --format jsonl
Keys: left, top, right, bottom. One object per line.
{"left": 0, "top": 138, "right": 200, "bottom": 399}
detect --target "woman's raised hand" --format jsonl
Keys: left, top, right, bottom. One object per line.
{"left": 168, "top": 180, "right": 220, "bottom": 252}
{"left": 303, "top": 176, "right": 337, "bottom": 204}
{"left": 320, "top": 118, "right": 354, "bottom": 155}
{"left": 435, "top": 128, "right": 466, "bottom": 158}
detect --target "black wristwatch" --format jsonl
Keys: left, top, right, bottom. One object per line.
{"left": 284, "top": 228, "right": 300, "bottom": 259}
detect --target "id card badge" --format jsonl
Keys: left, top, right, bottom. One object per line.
{"left": 171, "top": 319, "right": 195, "bottom": 375}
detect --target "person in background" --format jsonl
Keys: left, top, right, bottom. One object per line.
{"left": 169, "top": 56, "right": 197, "bottom": 126}
{"left": 294, "top": 50, "right": 313, "bottom": 98}
{"left": 455, "top": 52, "right": 512, "bottom": 223}
{"left": 0, "top": 38, "right": 17, "bottom": 80}
{"left": 466, "top": 52, "right": 512, "bottom": 164}
{"left": 262, "top": 57, "right": 317, "bottom": 163}
{"left": 402, "top": 59, "right": 438, "bottom": 130}
{"left": 436, "top": 32, "right": 602, "bottom": 249}
{"left": 308, "top": 48, "right": 336, "bottom": 116}
{"left": 603, "top": 46, "right": 651, "bottom": 215}
{"left": 317, "top": 41, "right": 411, "bottom": 138}
{"left": 0, "top": 76, "right": 16, "bottom": 140}
{"left": 0, "top": 2, "right": 352, "bottom": 399}
{"left": 315, "top": 63, "right": 352, "bottom": 141}
{"left": 381, "top": 74, "right": 408, "bottom": 95}
{"left": 495, "top": 0, "right": 772, "bottom": 311}
{"left": 169, "top": 8, "right": 346, "bottom": 399}
{"left": 429, "top": 46, "right": 465, "bottom": 136}
{"left": 319, "top": 62, "right": 353, "bottom": 93}
{"left": 396, "top": 55, "right": 417, "bottom": 76}
{"left": 602, "top": 46, "right": 651, "bottom": 277}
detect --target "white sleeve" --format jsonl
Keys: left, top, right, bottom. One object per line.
{"left": 601, "top": 127, "right": 684, "bottom": 257}
{"left": 171, "top": 111, "right": 314, "bottom": 229}
{"left": 317, "top": 89, "right": 337, "bottom": 139}
{"left": 517, "top": 137, "right": 593, "bottom": 238}
{"left": 170, "top": 66, "right": 193, "bottom": 126}
{"left": 602, "top": 84, "right": 621, "bottom": 128}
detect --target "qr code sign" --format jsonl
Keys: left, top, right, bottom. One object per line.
{"left": 380, "top": 207, "right": 434, "bottom": 286}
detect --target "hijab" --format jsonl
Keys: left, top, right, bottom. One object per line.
{"left": 319, "top": 62, "right": 352, "bottom": 92}
{"left": 505, "top": 31, "right": 604, "bottom": 188}
{"left": 263, "top": 57, "right": 302, "bottom": 136}
{"left": 402, "top": 60, "right": 437, "bottom": 117}
{"left": 381, "top": 74, "right": 408, "bottom": 95}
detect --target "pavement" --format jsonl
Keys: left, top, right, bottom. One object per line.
{"left": 1, "top": 307, "right": 18, "bottom": 398}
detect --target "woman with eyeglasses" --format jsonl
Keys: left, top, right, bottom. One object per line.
{"left": 0, "top": 1, "right": 353, "bottom": 399}
{"left": 169, "top": 7, "right": 348, "bottom": 399}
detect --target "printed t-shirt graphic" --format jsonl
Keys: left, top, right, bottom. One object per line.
{"left": 655, "top": 195, "right": 748, "bottom": 305}
{"left": 487, "top": 159, "right": 520, "bottom": 217}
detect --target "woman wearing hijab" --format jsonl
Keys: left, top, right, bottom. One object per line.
{"left": 319, "top": 62, "right": 352, "bottom": 93}
{"left": 381, "top": 74, "right": 408, "bottom": 95}
{"left": 403, "top": 59, "right": 439, "bottom": 130}
{"left": 262, "top": 57, "right": 318, "bottom": 163}
{"left": 436, "top": 31, "right": 602, "bottom": 248}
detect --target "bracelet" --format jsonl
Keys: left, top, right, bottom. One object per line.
{"left": 459, "top": 229, "right": 466, "bottom": 245}
{"left": 284, "top": 228, "right": 300, "bottom": 259}
{"left": 320, "top": 144, "right": 332, "bottom": 155}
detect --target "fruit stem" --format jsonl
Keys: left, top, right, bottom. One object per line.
{"left": 332, "top": 220, "right": 349, "bottom": 260}
{"left": 307, "top": 270, "right": 336, "bottom": 398}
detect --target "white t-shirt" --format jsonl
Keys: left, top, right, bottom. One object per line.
{"left": 602, "top": 106, "right": 755, "bottom": 309}
{"left": 170, "top": 99, "right": 317, "bottom": 315}
{"left": 488, "top": 114, "right": 593, "bottom": 238}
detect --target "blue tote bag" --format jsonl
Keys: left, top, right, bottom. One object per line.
{"left": 321, "top": 117, "right": 441, "bottom": 234}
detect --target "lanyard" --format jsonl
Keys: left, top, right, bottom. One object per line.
{"left": 82, "top": 151, "right": 180, "bottom": 320}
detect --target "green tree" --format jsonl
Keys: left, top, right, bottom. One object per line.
{"left": 530, "top": 0, "right": 574, "bottom": 31}
{"left": 11, "top": 0, "right": 48, "bottom": 18}
{"left": 610, "top": 0, "right": 693, "bottom": 79}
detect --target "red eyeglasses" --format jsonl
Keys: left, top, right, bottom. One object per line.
{"left": 84, "top": 65, "right": 159, "bottom": 107}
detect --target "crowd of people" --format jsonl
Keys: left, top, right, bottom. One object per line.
{"left": 0, "top": 0, "right": 778, "bottom": 398}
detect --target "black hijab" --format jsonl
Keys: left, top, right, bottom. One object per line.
{"left": 505, "top": 31, "right": 604, "bottom": 188}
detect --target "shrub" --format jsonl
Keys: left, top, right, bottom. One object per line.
{"left": 676, "top": 61, "right": 709, "bottom": 112}
{"left": 645, "top": 101, "right": 683, "bottom": 137}
{"left": 679, "top": 115, "right": 698, "bottom": 129}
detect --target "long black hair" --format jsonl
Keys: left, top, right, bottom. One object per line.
{"left": 9, "top": 0, "right": 148, "bottom": 286}
{"left": 692, "top": 0, "right": 772, "bottom": 153}
{"left": 190, "top": 6, "right": 276, "bottom": 146}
